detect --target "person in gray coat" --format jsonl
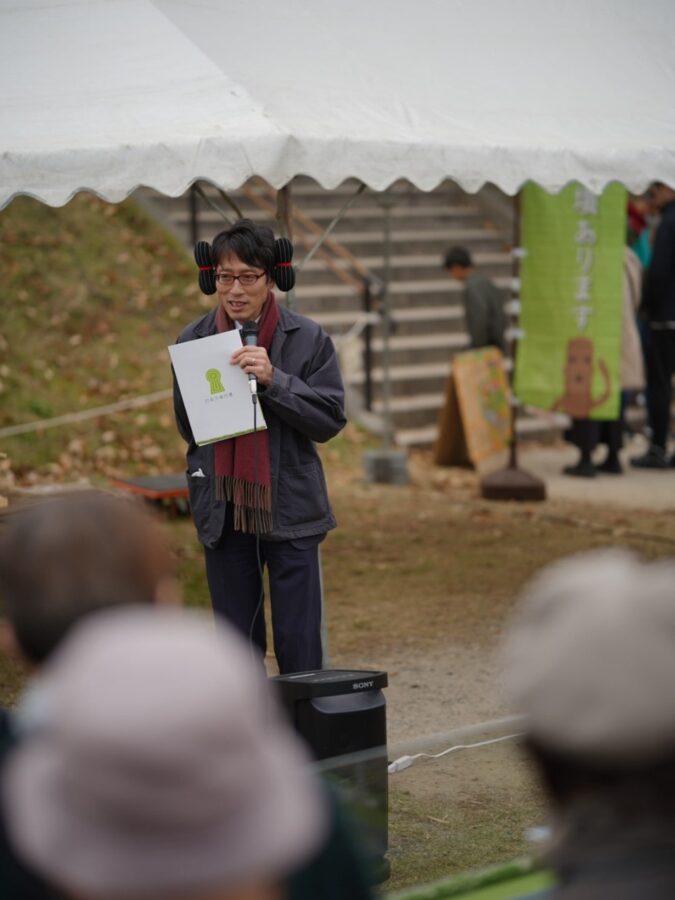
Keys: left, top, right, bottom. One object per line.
{"left": 444, "top": 245, "right": 506, "bottom": 353}
{"left": 173, "top": 219, "right": 346, "bottom": 675}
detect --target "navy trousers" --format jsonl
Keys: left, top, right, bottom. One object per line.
{"left": 204, "top": 512, "right": 324, "bottom": 675}
{"left": 647, "top": 330, "right": 675, "bottom": 450}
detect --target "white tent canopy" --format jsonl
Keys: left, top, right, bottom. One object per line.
{"left": 1, "top": 0, "right": 675, "bottom": 208}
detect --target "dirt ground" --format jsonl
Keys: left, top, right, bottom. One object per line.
{"left": 324, "top": 437, "right": 675, "bottom": 747}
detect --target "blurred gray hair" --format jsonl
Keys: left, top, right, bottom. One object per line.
{"left": 0, "top": 491, "right": 174, "bottom": 664}
{"left": 502, "top": 548, "right": 675, "bottom": 765}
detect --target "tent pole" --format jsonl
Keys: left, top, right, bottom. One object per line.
{"left": 276, "top": 184, "right": 293, "bottom": 240}
{"left": 478, "top": 189, "right": 546, "bottom": 501}
{"left": 380, "top": 191, "right": 394, "bottom": 449}
{"left": 276, "top": 183, "right": 297, "bottom": 310}
{"left": 189, "top": 184, "right": 199, "bottom": 248}
{"left": 507, "top": 191, "right": 521, "bottom": 469}
{"left": 362, "top": 190, "right": 409, "bottom": 485}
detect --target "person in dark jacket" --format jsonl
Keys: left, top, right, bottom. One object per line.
{"left": 173, "top": 220, "right": 346, "bottom": 675}
{"left": 631, "top": 181, "right": 675, "bottom": 469}
{"left": 444, "top": 246, "right": 506, "bottom": 353}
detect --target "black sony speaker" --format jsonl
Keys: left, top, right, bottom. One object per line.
{"left": 273, "top": 669, "right": 389, "bottom": 881}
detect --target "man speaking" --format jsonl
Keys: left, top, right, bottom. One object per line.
{"left": 173, "top": 219, "right": 346, "bottom": 675}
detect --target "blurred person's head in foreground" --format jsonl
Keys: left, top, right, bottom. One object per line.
{"left": 503, "top": 548, "right": 675, "bottom": 870}
{"left": 0, "top": 490, "right": 178, "bottom": 667}
{"left": 4, "top": 607, "right": 327, "bottom": 900}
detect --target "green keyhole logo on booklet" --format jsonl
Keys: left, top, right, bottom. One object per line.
{"left": 205, "top": 368, "right": 225, "bottom": 395}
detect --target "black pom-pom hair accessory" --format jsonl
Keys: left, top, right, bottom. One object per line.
{"left": 194, "top": 240, "right": 217, "bottom": 295}
{"left": 273, "top": 236, "right": 295, "bottom": 292}
{"left": 193, "top": 233, "right": 296, "bottom": 295}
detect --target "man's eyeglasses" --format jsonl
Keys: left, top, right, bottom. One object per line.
{"left": 215, "top": 271, "right": 266, "bottom": 287}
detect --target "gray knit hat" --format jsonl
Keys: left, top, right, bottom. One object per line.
{"left": 502, "top": 548, "right": 675, "bottom": 764}
{"left": 4, "top": 607, "right": 327, "bottom": 896}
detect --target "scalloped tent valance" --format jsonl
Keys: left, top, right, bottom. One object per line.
{"left": 1, "top": 0, "right": 674, "bottom": 208}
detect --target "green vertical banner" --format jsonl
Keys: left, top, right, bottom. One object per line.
{"left": 514, "top": 182, "right": 626, "bottom": 420}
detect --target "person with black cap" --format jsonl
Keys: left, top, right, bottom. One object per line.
{"left": 444, "top": 245, "right": 506, "bottom": 353}
{"left": 173, "top": 219, "right": 346, "bottom": 675}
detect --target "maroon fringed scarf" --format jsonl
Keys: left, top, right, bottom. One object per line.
{"left": 213, "top": 293, "right": 279, "bottom": 533}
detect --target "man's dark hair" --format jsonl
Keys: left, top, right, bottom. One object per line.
{"left": 0, "top": 492, "right": 174, "bottom": 664}
{"left": 211, "top": 219, "right": 276, "bottom": 279}
{"left": 444, "top": 246, "right": 473, "bottom": 270}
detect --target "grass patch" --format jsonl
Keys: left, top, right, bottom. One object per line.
{"left": 385, "top": 741, "right": 547, "bottom": 892}
{"left": 0, "top": 194, "right": 205, "bottom": 483}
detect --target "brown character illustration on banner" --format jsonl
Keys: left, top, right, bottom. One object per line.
{"left": 551, "top": 337, "right": 610, "bottom": 418}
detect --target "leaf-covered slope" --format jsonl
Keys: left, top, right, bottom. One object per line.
{"left": 0, "top": 195, "right": 212, "bottom": 486}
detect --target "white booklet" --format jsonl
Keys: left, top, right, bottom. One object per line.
{"left": 168, "top": 330, "right": 266, "bottom": 446}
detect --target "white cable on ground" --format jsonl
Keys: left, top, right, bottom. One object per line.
{"left": 388, "top": 731, "right": 525, "bottom": 774}
{"left": 388, "top": 715, "right": 526, "bottom": 757}
{"left": 308, "top": 716, "right": 527, "bottom": 776}
{"left": 0, "top": 389, "right": 173, "bottom": 440}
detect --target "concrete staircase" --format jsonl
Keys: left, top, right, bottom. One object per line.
{"left": 135, "top": 178, "right": 564, "bottom": 448}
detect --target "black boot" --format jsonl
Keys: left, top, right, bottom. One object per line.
{"left": 630, "top": 445, "right": 668, "bottom": 469}
{"left": 563, "top": 452, "right": 596, "bottom": 478}
{"left": 597, "top": 452, "right": 623, "bottom": 474}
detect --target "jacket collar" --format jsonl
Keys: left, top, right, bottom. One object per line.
{"left": 193, "top": 306, "right": 218, "bottom": 338}
{"left": 276, "top": 302, "right": 301, "bottom": 333}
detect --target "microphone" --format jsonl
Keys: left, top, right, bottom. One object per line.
{"left": 240, "top": 320, "right": 259, "bottom": 396}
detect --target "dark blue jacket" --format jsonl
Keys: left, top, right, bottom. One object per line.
{"left": 641, "top": 200, "right": 675, "bottom": 323}
{"left": 173, "top": 303, "right": 346, "bottom": 547}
